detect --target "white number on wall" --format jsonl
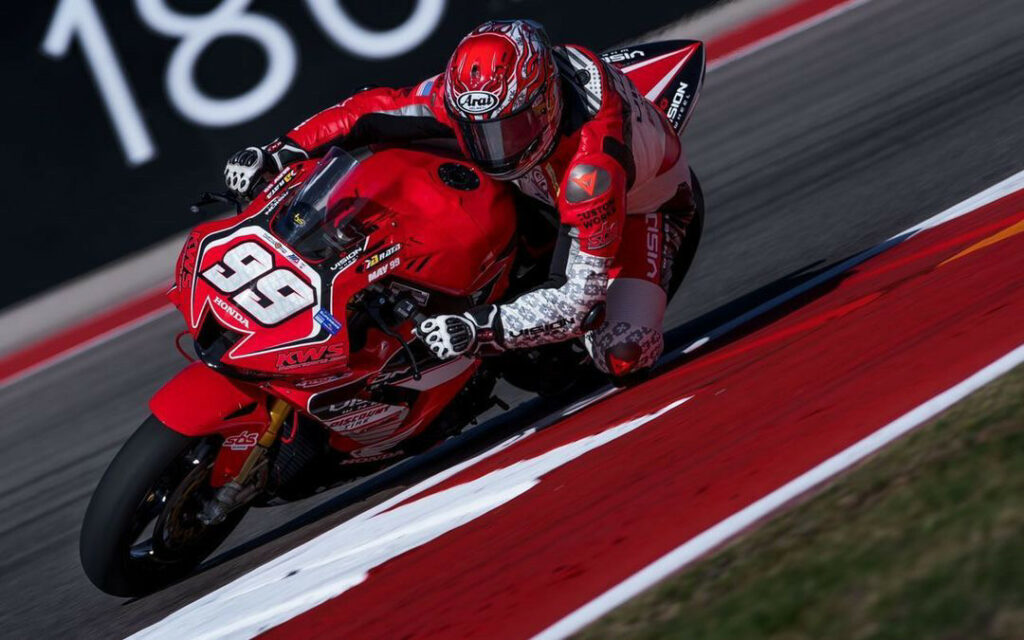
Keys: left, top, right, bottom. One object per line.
{"left": 135, "top": 0, "right": 297, "bottom": 127}
{"left": 41, "top": 0, "right": 447, "bottom": 165}
{"left": 41, "top": 0, "right": 157, "bottom": 166}
{"left": 305, "top": 0, "right": 445, "bottom": 59}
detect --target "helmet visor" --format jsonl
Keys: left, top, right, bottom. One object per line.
{"left": 452, "top": 92, "right": 547, "bottom": 177}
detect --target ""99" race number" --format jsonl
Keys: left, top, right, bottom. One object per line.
{"left": 201, "top": 241, "right": 315, "bottom": 325}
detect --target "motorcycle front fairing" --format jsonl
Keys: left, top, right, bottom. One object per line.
{"left": 171, "top": 147, "right": 517, "bottom": 379}
{"left": 158, "top": 145, "right": 518, "bottom": 465}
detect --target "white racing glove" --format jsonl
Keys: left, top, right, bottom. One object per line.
{"left": 416, "top": 306, "right": 504, "bottom": 360}
{"left": 224, "top": 139, "right": 309, "bottom": 200}
{"left": 224, "top": 147, "right": 269, "bottom": 200}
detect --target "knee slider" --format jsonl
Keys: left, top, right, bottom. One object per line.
{"left": 586, "top": 322, "right": 664, "bottom": 376}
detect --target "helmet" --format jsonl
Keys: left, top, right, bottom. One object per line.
{"left": 444, "top": 20, "right": 562, "bottom": 180}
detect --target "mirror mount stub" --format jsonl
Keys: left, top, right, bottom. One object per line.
{"left": 190, "top": 191, "right": 243, "bottom": 215}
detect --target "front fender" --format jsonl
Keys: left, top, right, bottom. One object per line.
{"left": 150, "top": 362, "right": 269, "bottom": 436}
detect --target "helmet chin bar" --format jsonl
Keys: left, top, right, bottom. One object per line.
{"left": 475, "top": 96, "right": 563, "bottom": 181}
{"left": 480, "top": 142, "right": 541, "bottom": 180}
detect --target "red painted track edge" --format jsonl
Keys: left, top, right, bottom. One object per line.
{"left": 0, "top": 285, "right": 172, "bottom": 386}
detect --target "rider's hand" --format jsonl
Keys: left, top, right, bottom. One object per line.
{"left": 417, "top": 314, "right": 476, "bottom": 359}
{"left": 224, "top": 146, "right": 270, "bottom": 200}
{"left": 416, "top": 306, "right": 504, "bottom": 360}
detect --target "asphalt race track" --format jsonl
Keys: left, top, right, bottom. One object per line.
{"left": 2, "top": 0, "right": 1023, "bottom": 636}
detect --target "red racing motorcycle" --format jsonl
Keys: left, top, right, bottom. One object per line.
{"left": 80, "top": 40, "right": 706, "bottom": 596}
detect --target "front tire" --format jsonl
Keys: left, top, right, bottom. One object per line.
{"left": 80, "top": 415, "right": 245, "bottom": 596}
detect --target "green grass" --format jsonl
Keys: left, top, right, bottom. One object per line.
{"left": 576, "top": 365, "right": 1024, "bottom": 640}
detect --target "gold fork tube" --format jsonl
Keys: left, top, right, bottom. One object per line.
{"left": 234, "top": 397, "right": 291, "bottom": 483}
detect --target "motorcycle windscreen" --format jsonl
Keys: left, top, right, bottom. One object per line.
{"left": 271, "top": 148, "right": 368, "bottom": 262}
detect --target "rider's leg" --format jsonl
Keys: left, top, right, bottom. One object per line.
{"left": 584, "top": 212, "right": 668, "bottom": 378}
{"left": 584, "top": 170, "right": 701, "bottom": 378}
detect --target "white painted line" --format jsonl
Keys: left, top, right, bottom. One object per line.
{"left": 561, "top": 386, "right": 621, "bottom": 417}
{"left": 534, "top": 342, "right": 1024, "bottom": 640}
{"left": 899, "top": 172, "right": 1024, "bottom": 236}
{"left": 130, "top": 397, "right": 692, "bottom": 640}
{"left": 679, "top": 169, "right": 1024, "bottom": 354}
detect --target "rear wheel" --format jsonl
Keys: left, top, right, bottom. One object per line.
{"left": 665, "top": 168, "right": 705, "bottom": 303}
{"left": 80, "top": 416, "right": 247, "bottom": 596}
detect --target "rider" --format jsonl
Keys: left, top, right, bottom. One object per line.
{"left": 224, "top": 19, "right": 699, "bottom": 380}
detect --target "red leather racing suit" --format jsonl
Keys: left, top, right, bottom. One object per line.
{"left": 275, "top": 44, "right": 695, "bottom": 374}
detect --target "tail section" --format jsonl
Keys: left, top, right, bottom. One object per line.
{"left": 602, "top": 40, "right": 706, "bottom": 134}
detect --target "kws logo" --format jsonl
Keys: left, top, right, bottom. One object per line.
{"left": 456, "top": 91, "right": 499, "bottom": 114}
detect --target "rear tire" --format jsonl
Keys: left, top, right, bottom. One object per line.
{"left": 666, "top": 169, "right": 705, "bottom": 303}
{"left": 80, "top": 415, "right": 245, "bottom": 596}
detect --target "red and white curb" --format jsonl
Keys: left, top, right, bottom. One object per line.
{"left": 130, "top": 174, "right": 1024, "bottom": 638}
{"left": 535, "top": 343, "right": 1024, "bottom": 639}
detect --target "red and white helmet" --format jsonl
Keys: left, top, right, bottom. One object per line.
{"left": 444, "top": 20, "right": 562, "bottom": 180}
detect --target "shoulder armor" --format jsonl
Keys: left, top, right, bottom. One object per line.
{"left": 554, "top": 45, "right": 603, "bottom": 116}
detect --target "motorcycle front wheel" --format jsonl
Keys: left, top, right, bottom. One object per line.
{"left": 80, "top": 415, "right": 247, "bottom": 596}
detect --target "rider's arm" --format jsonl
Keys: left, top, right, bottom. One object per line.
{"left": 416, "top": 155, "right": 626, "bottom": 360}
{"left": 494, "top": 153, "right": 627, "bottom": 349}
{"left": 284, "top": 75, "right": 452, "bottom": 155}
{"left": 225, "top": 76, "right": 451, "bottom": 198}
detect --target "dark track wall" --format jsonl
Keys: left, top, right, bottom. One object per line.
{"left": 2, "top": 0, "right": 717, "bottom": 307}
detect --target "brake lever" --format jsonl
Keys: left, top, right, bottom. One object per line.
{"left": 365, "top": 292, "right": 423, "bottom": 381}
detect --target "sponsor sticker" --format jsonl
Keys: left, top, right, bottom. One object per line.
{"left": 224, "top": 430, "right": 259, "bottom": 451}
{"left": 360, "top": 243, "right": 401, "bottom": 271}
{"left": 584, "top": 221, "right": 618, "bottom": 251}
{"left": 601, "top": 49, "right": 646, "bottom": 64}
{"left": 294, "top": 373, "right": 351, "bottom": 389}
{"left": 339, "top": 450, "right": 403, "bottom": 465}
{"left": 666, "top": 81, "right": 691, "bottom": 123}
{"left": 315, "top": 308, "right": 343, "bottom": 335}
{"left": 367, "top": 257, "right": 400, "bottom": 282}
{"left": 213, "top": 295, "right": 250, "bottom": 328}
{"left": 331, "top": 243, "right": 364, "bottom": 272}
{"left": 578, "top": 199, "right": 615, "bottom": 229}
{"left": 645, "top": 213, "right": 661, "bottom": 279}
{"left": 520, "top": 165, "right": 556, "bottom": 206}
{"left": 256, "top": 193, "right": 288, "bottom": 217}
{"left": 456, "top": 91, "right": 500, "bottom": 114}
{"left": 178, "top": 232, "right": 199, "bottom": 283}
{"left": 275, "top": 344, "right": 347, "bottom": 370}
{"left": 263, "top": 167, "right": 296, "bottom": 199}
{"left": 506, "top": 316, "right": 571, "bottom": 339}
{"left": 324, "top": 400, "right": 408, "bottom": 434}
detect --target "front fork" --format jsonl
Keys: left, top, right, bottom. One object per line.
{"left": 199, "top": 398, "right": 292, "bottom": 526}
